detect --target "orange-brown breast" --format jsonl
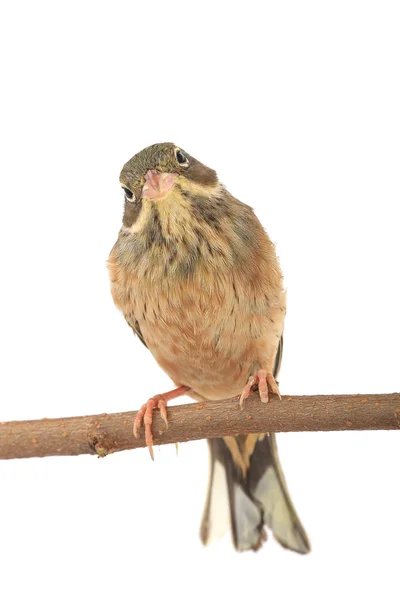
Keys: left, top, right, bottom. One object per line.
{"left": 108, "top": 219, "right": 286, "bottom": 401}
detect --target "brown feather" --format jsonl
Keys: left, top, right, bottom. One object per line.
{"left": 108, "top": 143, "right": 308, "bottom": 553}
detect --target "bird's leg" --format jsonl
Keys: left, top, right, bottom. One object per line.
{"left": 133, "top": 385, "right": 190, "bottom": 460}
{"left": 239, "top": 369, "right": 281, "bottom": 409}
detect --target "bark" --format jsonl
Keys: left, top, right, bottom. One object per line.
{"left": 1, "top": 392, "right": 399, "bottom": 460}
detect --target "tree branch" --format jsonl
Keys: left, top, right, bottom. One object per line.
{"left": 1, "top": 392, "right": 399, "bottom": 460}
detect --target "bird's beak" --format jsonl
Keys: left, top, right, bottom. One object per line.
{"left": 142, "top": 170, "right": 176, "bottom": 200}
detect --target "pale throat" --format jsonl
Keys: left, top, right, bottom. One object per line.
{"left": 124, "top": 172, "right": 223, "bottom": 240}
{"left": 153, "top": 178, "right": 224, "bottom": 241}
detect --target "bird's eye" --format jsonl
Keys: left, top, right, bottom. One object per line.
{"left": 174, "top": 148, "right": 189, "bottom": 167}
{"left": 122, "top": 187, "right": 135, "bottom": 202}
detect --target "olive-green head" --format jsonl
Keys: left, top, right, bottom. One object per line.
{"left": 119, "top": 142, "right": 218, "bottom": 205}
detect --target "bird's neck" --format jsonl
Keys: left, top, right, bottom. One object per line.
{"left": 115, "top": 183, "right": 262, "bottom": 285}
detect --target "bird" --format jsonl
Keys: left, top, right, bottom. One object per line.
{"left": 107, "top": 143, "right": 310, "bottom": 553}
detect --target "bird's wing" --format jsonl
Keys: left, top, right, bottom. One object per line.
{"left": 108, "top": 246, "right": 148, "bottom": 349}
{"left": 125, "top": 316, "right": 148, "bottom": 349}
{"left": 273, "top": 334, "right": 283, "bottom": 382}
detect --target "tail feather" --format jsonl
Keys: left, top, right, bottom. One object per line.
{"left": 200, "top": 434, "right": 310, "bottom": 553}
{"left": 200, "top": 442, "right": 231, "bottom": 545}
{"left": 201, "top": 437, "right": 264, "bottom": 550}
{"left": 247, "top": 433, "right": 310, "bottom": 553}
{"left": 200, "top": 338, "right": 309, "bottom": 553}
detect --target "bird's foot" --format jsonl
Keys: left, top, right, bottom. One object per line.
{"left": 133, "top": 385, "right": 189, "bottom": 460}
{"left": 239, "top": 369, "right": 281, "bottom": 409}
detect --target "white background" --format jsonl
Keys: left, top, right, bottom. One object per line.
{"left": 1, "top": 1, "right": 399, "bottom": 598}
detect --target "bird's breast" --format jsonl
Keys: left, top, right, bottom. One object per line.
{"left": 108, "top": 198, "right": 286, "bottom": 400}
{"left": 110, "top": 255, "right": 285, "bottom": 401}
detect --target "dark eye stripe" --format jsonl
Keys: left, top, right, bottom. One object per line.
{"left": 122, "top": 197, "right": 142, "bottom": 228}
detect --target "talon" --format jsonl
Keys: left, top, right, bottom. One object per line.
{"left": 239, "top": 370, "right": 281, "bottom": 406}
{"left": 159, "top": 400, "right": 168, "bottom": 428}
{"left": 132, "top": 385, "right": 190, "bottom": 458}
{"left": 148, "top": 444, "right": 154, "bottom": 461}
{"left": 266, "top": 372, "right": 281, "bottom": 399}
{"left": 258, "top": 369, "right": 268, "bottom": 403}
{"left": 133, "top": 403, "right": 147, "bottom": 438}
{"left": 239, "top": 376, "right": 256, "bottom": 409}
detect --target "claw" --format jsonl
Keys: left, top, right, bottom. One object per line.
{"left": 257, "top": 369, "right": 268, "bottom": 403}
{"left": 239, "top": 376, "right": 256, "bottom": 409}
{"left": 133, "top": 385, "right": 190, "bottom": 459}
{"left": 266, "top": 372, "right": 281, "bottom": 398}
{"left": 148, "top": 443, "right": 154, "bottom": 461}
{"left": 133, "top": 402, "right": 147, "bottom": 439}
{"left": 239, "top": 370, "right": 281, "bottom": 408}
{"left": 158, "top": 399, "right": 168, "bottom": 429}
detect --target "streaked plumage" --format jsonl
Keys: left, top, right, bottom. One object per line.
{"left": 108, "top": 142, "right": 310, "bottom": 553}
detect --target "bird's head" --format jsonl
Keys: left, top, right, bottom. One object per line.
{"left": 114, "top": 143, "right": 260, "bottom": 281}
{"left": 119, "top": 143, "right": 220, "bottom": 229}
